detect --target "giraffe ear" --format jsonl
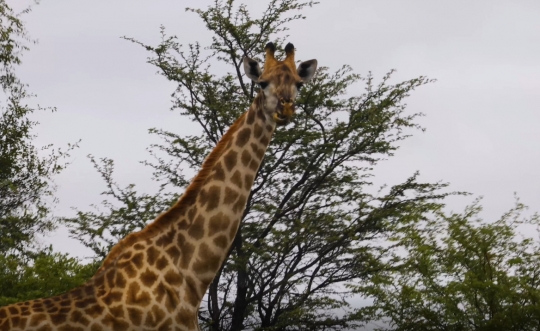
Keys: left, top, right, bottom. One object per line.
{"left": 243, "top": 56, "right": 262, "bottom": 82}
{"left": 297, "top": 59, "right": 318, "bottom": 82}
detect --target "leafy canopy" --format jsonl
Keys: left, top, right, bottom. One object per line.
{"left": 354, "top": 199, "right": 540, "bottom": 331}
{"left": 0, "top": 0, "right": 91, "bottom": 307}
{"left": 0, "top": 247, "right": 99, "bottom": 307}
{"left": 0, "top": 0, "right": 76, "bottom": 256}
{"left": 66, "top": 1, "right": 454, "bottom": 330}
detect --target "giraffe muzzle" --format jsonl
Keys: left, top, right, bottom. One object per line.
{"left": 274, "top": 99, "right": 295, "bottom": 125}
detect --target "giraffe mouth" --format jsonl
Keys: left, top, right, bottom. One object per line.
{"left": 273, "top": 101, "right": 294, "bottom": 125}
{"left": 273, "top": 111, "right": 290, "bottom": 125}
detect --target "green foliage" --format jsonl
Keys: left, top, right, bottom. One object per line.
{"left": 0, "top": 0, "right": 89, "bottom": 306}
{"left": 354, "top": 199, "right": 540, "bottom": 330}
{"left": 0, "top": 247, "right": 100, "bottom": 307}
{"left": 0, "top": 0, "right": 29, "bottom": 88}
{"left": 66, "top": 1, "right": 454, "bottom": 330}
{"left": 0, "top": 0, "right": 76, "bottom": 256}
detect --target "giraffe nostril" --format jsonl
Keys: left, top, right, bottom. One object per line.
{"left": 280, "top": 98, "right": 292, "bottom": 105}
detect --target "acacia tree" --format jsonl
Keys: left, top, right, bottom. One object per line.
{"left": 66, "top": 1, "right": 453, "bottom": 329}
{"left": 0, "top": 0, "right": 93, "bottom": 306}
{"left": 354, "top": 200, "right": 540, "bottom": 330}
{"left": 0, "top": 0, "right": 61, "bottom": 256}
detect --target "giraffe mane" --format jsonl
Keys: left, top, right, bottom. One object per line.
{"left": 95, "top": 110, "right": 250, "bottom": 274}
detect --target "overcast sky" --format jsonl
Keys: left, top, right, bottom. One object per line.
{"left": 10, "top": 0, "right": 540, "bottom": 260}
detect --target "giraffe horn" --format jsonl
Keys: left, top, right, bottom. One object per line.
{"left": 284, "top": 42, "right": 295, "bottom": 68}
{"left": 265, "top": 42, "right": 278, "bottom": 68}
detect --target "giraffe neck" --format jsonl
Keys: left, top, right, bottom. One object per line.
{"left": 98, "top": 94, "right": 274, "bottom": 265}
{"left": 0, "top": 96, "right": 278, "bottom": 331}
{"left": 165, "top": 97, "right": 276, "bottom": 294}
{"left": 97, "top": 93, "right": 276, "bottom": 305}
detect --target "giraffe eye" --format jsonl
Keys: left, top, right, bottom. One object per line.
{"left": 296, "top": 82, "right": 304, "bottom": 90}
{"left": 258, "top": 81, "right": 269, "bottom": 89}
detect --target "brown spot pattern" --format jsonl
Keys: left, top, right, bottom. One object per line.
{"left": 127, "top": 307, "right": 143, "bottom": 326}
{"left": 244, "top": 174, "right": 254, "bottom": 190}
{"left": 90, "top": 323, "right": 103, "bottom": 331}
{"left": 62, "top": 325, "right": 85, "bottom": 331}
{"left": 153, "top": 282, "right": 167, "bottom": 303}
{"left": 102, "top": 291, "right": 122, "bottom": 306}
{"left": 37, "top": 325, "right": 52, "bottom": 331}
{"left": 164, "top": 270, "right": 183, "bottom": 286}
{"left": 16, "top": 317, "right": 28, "bottom": 329}
{"left": 180, "top": 240, "right": 195, "bottom": 269}
{"left": 21, "top": 306, "right": 31, "bottom": 316}
{"left": 224, "top": 150, "right": 238, "bottom": 171}
{"left": 102, "top": 313, "right": 129, "bottom": 331}
{"left": 158, "top": 318, "right": 173, "bottom": 330}
{"left": 50, "top": 312, "right": 67, "bottom": 325}
{"left": 162, "top": 285, "right": 180, "bottom": 313}
{"left": 231, "top": 170, "right": 243, "bottom": 189}
{"left": 198, "top": 188, "right": 208, "bottom": 206}
{"left": 131, "top": 253, "right": 144, "bottom": 269}
{"left": 251, "top": 142, "right": 265, "bottom": 159}
{"left": 124, "top": 263, "right": 137, "bottom": 278}
{"left": 246, "top": 108, "right": 255, "bottom": 124}
{"left": 236, "top": 128, "right": 252, "bottom": 147}
{"left": 188, "top": 215, "right": 205, "bottom": 239}
{"left": 70, "top": 310, "right": 90, "bottom": 326}
{"left": 184, "top": 277, "right": 200, "bottom": 307}
{"left": 224, "top": 187, "right": 240, "bottom": 205}
{"left": 187, "top": 208, "right": 196, "bottom": 223}
{"left": 165, "top": 246, "right": 181, "bottom": 265}
{"left": 156, "top": 228, "right": 175, "bottom": 247}
{"left": 146, "top": 246, "right": 159, "bottom": 266}
{"left": 249, "top": 160, "right": 259, "bottom": 171}
{"left": 254, "top": 123, "right": 263, "bottom": 138}
{"left": 108, "top": 305, "right": 124, "bottom": 318}
{"left": 257, "top": 108, "right": 266, "bottom": 120}
{"left": 30, "top": 313, "right": 46, "bottom": 327}
{"left": 176, "top": 308, "right": 196, "bottom": 329}
{"left": 212, "top": 162, "right": 226, "bottom": 181}
{"left": 241, "top": 150, "right": 252, "bottom": 167}
{"left": 126, "top": 282, "right": 151, "bottom": 307}
{"left": 140, "top": 269, "right": 158, "bottom": 287}
{"left": 229, "top": 220, "right": 241, "bottom": 240}
{"left": 156, "top": 256, "right": 168, "bottom": 270}
{"left": 84, "top": 304, "right": 103, "bottom": 318}
{"left": 233, "top": 194, "right": 248, "bottom": 214}
{"left": 208, "top": 212, "right": 231, "bottom": 236}
{"left": 213, "top": 235, "right": 229, "bottom": 249}
{"left": 205, "top": 185, "right": 221, "bottom": 211}
{"left": 193, "top": 243, "right": 222, "bottom": 275}
{"left": 144, "top": 305, "right": 166, "bottom": 327}
{"left": 114, "top": 272, "right": 126, "bottom": 288}
{"left": 105, "top": 270, "right": 115, "bottom": 288}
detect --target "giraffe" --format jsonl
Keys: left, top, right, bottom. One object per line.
{"left": 0, "top": 42, "right": 317, "bottom": 331}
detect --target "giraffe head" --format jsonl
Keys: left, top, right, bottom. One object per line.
{"left": 243, "top": 42, "right": 318, "bottom": 125}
